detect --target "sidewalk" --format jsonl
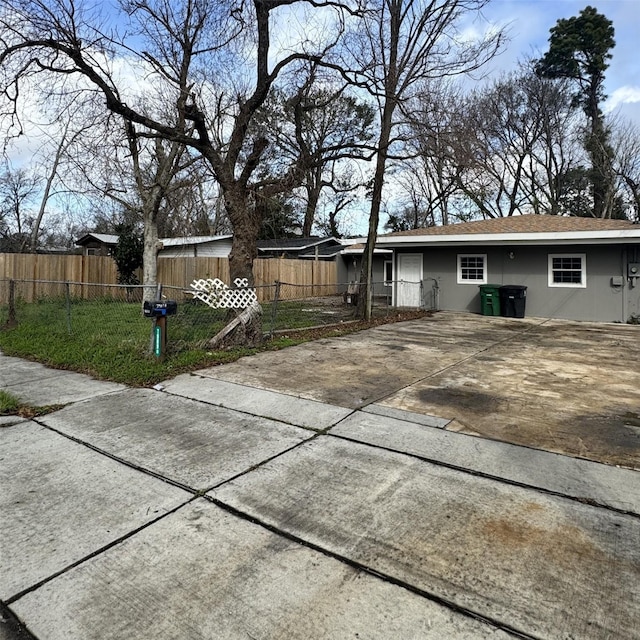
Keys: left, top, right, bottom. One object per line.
{"left": 2, "top": 318, "right": 639, "bottom": 639}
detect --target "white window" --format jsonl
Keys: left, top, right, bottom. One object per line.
{"left": 384, "top": 260, "right": 393, "bottom": 286}
{"left": 457, "top": 254, "right": 487, "bottom": 284}
{"left": 548, "top": 254, "right": 586, "bottom": 288}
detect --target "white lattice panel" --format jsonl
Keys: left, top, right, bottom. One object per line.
{"left": 190, "top": 278, "right": 258, "bottom": 309}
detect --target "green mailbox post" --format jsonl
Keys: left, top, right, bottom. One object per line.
{"left": 143, "top": 300, "right": 178, "bottom": 360}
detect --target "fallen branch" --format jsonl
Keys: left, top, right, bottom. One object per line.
{"left": 206, "top": 302, "right": 263, "bottom": 349}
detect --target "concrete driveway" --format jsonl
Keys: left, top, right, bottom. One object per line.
{"left": 190, "top": 312, "right": 640, "bottom": 468}
{"left": 1, "top": 312, "right": 639, "bottom": 640}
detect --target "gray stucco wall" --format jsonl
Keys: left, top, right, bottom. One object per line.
{"left": 396, "top": 243, "right": 640, "bottom": 323}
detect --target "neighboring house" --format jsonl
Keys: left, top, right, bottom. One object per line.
{"left": 376, "top": 215, "right": 640, "bottom": 323}
{"left": 76, "top": 234, "right": 233, "bottom": 258}
{"left": 75, "top": 233, "right": 119, "bottom": 256}
{"left": 257, "top": 237, "right": 343, "bottom": 260}
{"left": 157, "top": 235, "right": 232, "bottom": 258}
{"left": 263, "top": 237, "right": 393, "bottom": 290}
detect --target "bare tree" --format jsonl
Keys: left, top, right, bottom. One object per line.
{"left": 337, "top": 0, "right": 503, "bottom": 318}
{"left": 399, "top": 79, "right": 463, "bottom": 227}
{"left": 254, "top": 68, "right": 376, "bottom": 236}
{"left": 127, "top": 125, "right": 196, "bottom": 300}
{"left": 27, "top": 97, "right": 103, "bottom": 251}
{"left": 155, "top": 162, "right": 218, "bottom": 237}
{"left": 313, "top": 168, "right": 366, "bottom": 237}
{"left": 0, "top": 0, "right": 353, "bottom": 345}
{"left": 0, "top": 163, "right": 41, "bottom": 251}
{"left": 612, "top": 119, "right": 640, "bottom": 222}
{"left": 57, "top": 108, "right": 199, "bottom": 299}
{"left": 451, "top": 68, "right": 580, "bottom": 218}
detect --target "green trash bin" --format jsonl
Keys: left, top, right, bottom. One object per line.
{"left": 479, "top": 284, "right": 502, "bottom": 316}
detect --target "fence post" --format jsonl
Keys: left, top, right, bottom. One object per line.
{"left": 65, "top": 281, "right": 72, "bottom": 334}
{"left": 270, "top": 280, "right": 281, "bottom": 337}
{"left": 7, "top": 279, "right": 17, "bottom": 326}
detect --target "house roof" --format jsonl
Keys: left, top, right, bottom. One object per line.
{"left": 386, "top": 216, "right": 637, "bottom": 236}
{"left": 159, "top": 235, "right": 232, "bottom": 247}
{"left": 377, "top": 215, "right": 640, "bottom": 247}
{"left": 75, "top": 233, "right": 120, "bottom": 246}
{"left": 298, "top": 244, "right": 345, "bottom": 258}
{"left": 77, "top": 234, "right": 234, "bottom": 249}
{"left": 339, "top": 243, "right": 393, "bottom": 255}
{"left": 257, "top": 237, "right": 337, "bottom": 252}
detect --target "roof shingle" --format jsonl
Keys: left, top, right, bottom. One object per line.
{"left": 384, "top": 215, "right": 637, "bottom": 237}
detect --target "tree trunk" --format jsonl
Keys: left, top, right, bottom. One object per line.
{"left": 142, "top": 216, "right": 160, "bottom": 303}
{"left": 206, "top": 301, "right": 263, "bottom": 349}
{"left": 358, "top": 99, "right": 397, "bottom": 320}
{"left": 358, "top": 142, "right": 389, "bottom": 320}
{"left": 211, "top": 185, "right": 263, "bottom": 348}
{"left": 302, "top": 167, "right": 323, "bottom": 236}
{"left": 30, "top": 150, "right": 61, "bottom": 252}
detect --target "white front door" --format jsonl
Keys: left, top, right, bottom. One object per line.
{"left": 396, "top": 253, "right": 423, "bottom": 308}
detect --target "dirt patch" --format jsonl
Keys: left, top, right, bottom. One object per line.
{"left": 418, "top": 387, "right": 504, "bottom": 416}
{"left": 374, "top": 315, "right": 640, "bottom": 468}
{"left": 623, "top": 412, "right": 640, "bottom": 428}
{"left": 273, "top": 309, "right": 431, "bottom": 342}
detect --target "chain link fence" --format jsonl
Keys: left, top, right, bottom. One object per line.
{"left": 0, "top": 278, "right": 431, "bottom": 354}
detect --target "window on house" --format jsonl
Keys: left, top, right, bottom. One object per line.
{"left": 548, "top": 254, "right": 586, "bottom": 288}
{"left": 384, "top": 260, "right": 393, "bottom": 286}
{"left": 457, "top": 254, "right": 487, "bottom": 284}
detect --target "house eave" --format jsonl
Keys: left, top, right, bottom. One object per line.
{"left": 376, "top": 230, "right": 640, "bottom": 247}
{"left": 340, "top": 247, "right": 393, "bottom": 255}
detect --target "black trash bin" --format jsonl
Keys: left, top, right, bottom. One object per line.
{"left": 499, "top": 285, "right": 527, "bottom": 318}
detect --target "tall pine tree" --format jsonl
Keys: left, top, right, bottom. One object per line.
{"left": 536, "top": 6, "right": 617, "bottom": 218}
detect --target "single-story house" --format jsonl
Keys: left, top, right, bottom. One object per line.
{"left": 75, "top": 233, "right": 119, "bottom": 256}
{"left": 157, "top": 235, "right": 232, "bottom": 258}
{"left": 376, "top": 215, "right": 640, "bottom": 323}
{"left": 76, "top": 234, "right": 233, "bottom": 258}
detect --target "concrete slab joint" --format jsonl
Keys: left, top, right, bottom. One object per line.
{"left": 2, "top": 313, "right": 639, "bottom": 639}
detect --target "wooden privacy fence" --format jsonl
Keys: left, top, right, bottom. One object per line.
{"left": 0, "top": 254, "right": 338, "bottom": 303}
{"left": 0, "top": 253, "right": 119, "bottom": 284}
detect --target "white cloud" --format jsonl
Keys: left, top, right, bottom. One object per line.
{"left": 605, "top": 86, "right": 640, "bottom": 113}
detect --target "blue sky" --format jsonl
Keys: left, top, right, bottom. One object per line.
{"left": 480, "top": 0, "right": 640, "bottom": 124}
{"left": 4, "top": 0, "right": 639, "bottom": 237}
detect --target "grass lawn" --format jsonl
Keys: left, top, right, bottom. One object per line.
{"left": 0, "top": 389, "right": 20, "bottom": 414}
{"left": 0, "top": 298, "right": 247, "bottom": 385}
{"left": 0, "top": 389, "right": 63, "bottom": 418}
{"left": 0, "top": 297, "right": 427, "bottom": 386}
